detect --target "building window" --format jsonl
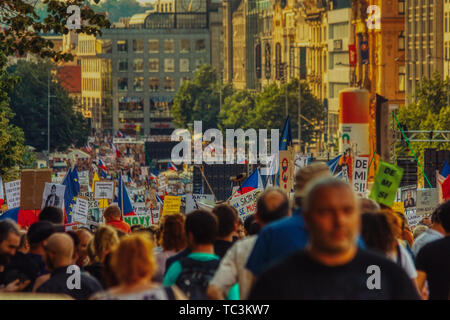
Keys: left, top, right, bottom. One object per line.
{"left": 133, "top": 58, "right": 144, "bottom": 72}
{"left": 180, "top": 58, "right": 190, "bottom": 72}
{"left": 164, "top": 77, "right": 175, "bottom": 91}
{"left": 446, "top": 13, "right": 449, "bottom": 33}
{"left": 265, "top": 43, "right": 271, "bottom": 79}
{"left": 133, "top": 40, "right": 143, "bottom": 53}
{"left": 195, "top": 58, "right": 205, "bottom": 69}
{"left": 398, "top": 65, "right": 406, "bottom": 92}
{"left": 180, "top": 39, "right": 190, "bottom": 53}
{"left": 149, "top": 40, "right": 159, "bottom": 53}
{"left": 398, "top": 32, "right": 405, "bottom": 51}
{"left": 164, "top": 39, "right": 174, "bottom": 53}
{"left": 118, "top": 78, "right": 128, "bottom": 91}
{"left": 117, "top": 40, "right": 128, "bottom": 53}
{"left": 275, "top": 42, "right": 281, "bottom": 80}
{"left": 134, "top": 77, "right": 144, "bottom": 92}
{"left": 195, "top": 39, "right": 206, "bottom": 52}
{"left": 118, "top": 59, "right": 128, "bottom": 72}
{"left": 149, "top": 78, "right": 159, "bottom": 92}
{"left": 398, "top": 0, "right": 405, "bottom": 14}
{"left": 164, "top": 58, "right": 175, "bottom": 72}
{"left": 149, "top": 58, "right": 159, "bottom": 72}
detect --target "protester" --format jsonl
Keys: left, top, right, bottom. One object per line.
{"left": 103, "top": 205, "right": 131, "bottom": 234}
{"left": 91, "top": 233, "right": 185, "bottom": 300}
{"left": 163, "top": 210, "right": 236, "bottom": 299}
{"left": 243, "top": 215, "right": 261, "bottom": 236}
{"left": 361, "top": 212, "right": 419, "bottom": 291}
{"left": 412, "top": 209, "right": 445, "bottom": 257}
{"left": 153, "top": 214, "right": 187, "bottom": 283}
{"left": 35, "top": 233, "right": 102, "bottom": 299}
{"left": 1, "top": 221, "right": 55, "bottom": 292}
{"left": 248, "top": 177, "right": 420, "bottom": 299}
{"left": 416, "top": 201, "right": 450, "bottom": 300}
{"left": 380, "top": 209, "right": 415, "bottom": 261}
{"left": 39, "top": 207, "right": 65, "bottom": 226}
{"left": 0, "top": 219, "right": 29, "bottom": 292}
{"left": 84, "top": 225, "right": 120, "bottom": 288}
{"left": 75, "top": 228, "right": 93, "bottom": 267}
{"left": 212, "top": 204, "right": 239, "bottom": 259}
{"left": 208, "top": 187, "right": 290, "bottom": 300}
{"left": 412, "top": 225, "right": 429, "bottom": 240}
{"left": 246, "top": 162, "right": 332, "bottom": 277}
{"left": 360, "top": 198, "right": 380, "bottom": 213}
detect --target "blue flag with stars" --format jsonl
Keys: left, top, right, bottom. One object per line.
{"left": 280, "top": 116, "right": 292, "bottom": 151}
{"left": 62, "top": 167, "right": 80, "bottom": 223}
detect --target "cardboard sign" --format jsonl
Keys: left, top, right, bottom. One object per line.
{"left": 369, "top": 161, "right": 404, "bottom": 207}
{"left": 353, "top": 156, "right": 369, "bottom": 197}
{"left": 5, "top": 180, "right": 21, "bottom": 209}
{"left": 416, "top": 188, "right": 439, "bottom": 216}
{"left": 229, "top": 188, "right": 262, "bottom": 220}
{"left": 279, "top": 150, "right": 294, "bottom": 193}
{"left": 94, "top": 181, "right": 115, "bottom": 200}
{"left": 162, "top": 196, "right": 181, "bottom": 216}
{"left": 72, "top": 197, "right": 89, "bottom": 225}
{"left": 20, "top": 169, "right": 52, "bottom": 210}
{"left": 41, "top": 183, "right": 66, "bottom": 209}
{"left": 185, "top": 194, "right": 215, "bottom": 214}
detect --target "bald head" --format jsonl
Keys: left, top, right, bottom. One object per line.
{"left": 256, "top": 188, "right": 290, "bottom": 226}
{"left": 46, "top": 233, "right": 74, "bottom": 263}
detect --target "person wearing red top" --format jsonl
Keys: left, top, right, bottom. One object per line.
{"left": 103, "top": 205, "right": 131, "bottom": 234}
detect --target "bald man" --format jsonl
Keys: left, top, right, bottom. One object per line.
{"left": 75, "top": 229, "right": 93, "bottom": 267}
{"left": 35, "top": 233, "right": 102, "bottom": 300}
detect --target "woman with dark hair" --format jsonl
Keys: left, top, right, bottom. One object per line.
{"left": 152, "top": 214, "right": 187, "bottom": 283}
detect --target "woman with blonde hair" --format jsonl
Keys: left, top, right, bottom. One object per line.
{"left": 91, "top": 233, "right": 185, "bottom": 300}
{"left": 85, "top": 225, "right": 120, "bottom": 288}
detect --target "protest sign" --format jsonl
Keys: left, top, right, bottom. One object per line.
{"left": 5, "top": 180, "right": 21, "bottom": 209}
{"left": 392, "top": 202, "right": 405, "bottom": 214}
{"left": 133, "top": 202, "right": 150, "bottom": 215}
{"left": 416, "top": 188, "right": 439, "bottom": 216}
{"left": 20, "top": 169, "right": 52, "bottom": 210}
{"left": 78, "top": 171, "right": 90, "bottom": 186}
{"left": 94, "top": 181, "right": 115, "bottom": 200}
{"left": 185, "top": 194, "right": 215, "bottom": 214}
{"left": 369, "top": 161, "right": 404, "bottom": 207}
{"left": 229, "top": 188, "right": 262, "bottom": 220}
{"left": 72, "top": 197, "right": 89, "bottom": 225}
{"left": 41, "top": 183, "right": 66, "bottom": 209}
{"left": 279, "top": 150, "right": 295, "bottom": 193}
{"left": 124, "top": 214, "right": 154, "bottom": 227}
{"left": 162, "top": 196, "right": 181, "bottom": 216}
{"left": 401, "top": 185, "right": 417, "bottom": 210}
{"left": 405, "top": 208, "right": 421, "bottom": 228}
{"left": 294, "top": 154, "right": 310, "bottom": 175}
{"left": 0, "top": 177, "right": 4, "bottom": 201}
{"left": 352, "top": 156, "right": 369, "bottom": 197}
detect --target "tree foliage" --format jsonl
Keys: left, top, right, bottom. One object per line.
{"left": 7, "top": 60, "right": 90, "bottom": 152}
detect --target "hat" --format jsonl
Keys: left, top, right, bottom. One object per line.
{"left": 27, "top": 221, "right": 56, "bottom": 245}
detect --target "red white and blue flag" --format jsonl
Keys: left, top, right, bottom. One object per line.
{"left": 110, "top": 141, "right": 121, "bottom": 158}
{"left": 85, "top": 143, "right": 92, "bottom": 153}
{"left": 168, "top": 162, "right": 178, "bottom": 172}
{"left": 234, "top": 169, "right": 263, "bottom": 196}
{"left": 116, "top": 130, "right": 125, "bottom": 138}
{"left": 98, "top": 159, "right": 107, "bottom": 171}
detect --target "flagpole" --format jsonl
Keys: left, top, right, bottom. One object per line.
{"left": 120, "top": 172, "right": 124, "bottom": 220}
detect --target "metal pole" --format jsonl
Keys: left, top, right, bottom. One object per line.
{"left": 219, "top": 72, "right": 222, "bottom": 111}
{"left": 298, "top": 80, "right": 301, "bottom": 153}
{"left": 48, "top": 70, "right": 51, "bottom": 164}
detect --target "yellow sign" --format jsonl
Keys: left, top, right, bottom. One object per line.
{"left": 162, "top": 196, "right": 181, "bottom": 216}
{"left": 392, "top": 202, "right": 405, "bottom": 215}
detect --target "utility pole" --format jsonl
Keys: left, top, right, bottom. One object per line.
{"left": 298, "top": 80, "right": 301, "bottom": 153}
{"left": 284, "top": 63, "right": 288, "bottom": 117}
{"left": 47, "top": 70, "right": 51, "bottom": 166}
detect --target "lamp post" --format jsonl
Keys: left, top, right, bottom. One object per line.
{"left": 47, "top": 68, "right": 57, "bottom": 167}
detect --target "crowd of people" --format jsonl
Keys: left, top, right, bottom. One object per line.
{"left": 0, "top": 162, "right": 449, "bottom": 300}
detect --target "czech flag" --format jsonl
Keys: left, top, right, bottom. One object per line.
{"left": 98, "top": 158, "right": 107, "bottom": 171}
{"left": 110, "top": 141, "right": 121, "bottom": 158}
{"left": 168, "top": 162, "right": 178, "bottom": 172}
{"left": 117, "top": 130, "right": 125, "bottom": 138}
{"left": 327, "top": 154, "right": 343, "bottom": 175}
{"left": 150, "top": 173, "right": 157, "bottom": 180}
{"left": 437, "top": 161, "right": 450, "bottom": 203}
{"left": 234, "top": 169, "right": 263, "bottom": 196}
{"left": 85, "top": 143, "right": 92, "bottom": 153}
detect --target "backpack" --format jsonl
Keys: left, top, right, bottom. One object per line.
{"left": 175, "top": 257, "right": 220, "bottom": 300}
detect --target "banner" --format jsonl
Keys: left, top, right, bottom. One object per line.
{"left": 229, "top": 188, "right": 262, "bottom": 220}
{"left": 124, "top": 214, "right": 155, "bottom": 227}
{"left": 279, "top": 150, "right": 294, "bottom": 193}
{"left": 5, "top": 180, "right": 21, "bottom": 209}
{"left": 416, "top": 188, "right": 439, "bottom": 216}
{"left": 162, "top": 196, "right": 181, "bottom": 216}
{"left": 94, "top": 181, "right": 115, "bottom": 200}
{"left": 185, "top": 194, "right": 215, "bottom": 214}
{"left": 369, "top": 161, "right": 404, "bottom": 207}
{"left": 72, "top": 197, "right": 89, "bottom": 225}
{"left": 353, "top": 156, "right": 369, "bottom": 197}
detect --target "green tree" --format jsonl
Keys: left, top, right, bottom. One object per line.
{"left": 172, "top": 65, "right": 233, "bottom": 130}
{"left": 218, "top": 90, "right": 256, "bottom": 130}
{"left": 8, "top": 60, "right": 90, "bottom": 152}
{"left": 396, "top": 73, "right": 450, "bottom": 184}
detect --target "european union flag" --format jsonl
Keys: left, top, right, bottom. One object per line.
{"left": 62, "top": 167, "right": 80, "bottom": 223}
{"left": 280, "top": 116, "right": 292, "bottom": 151}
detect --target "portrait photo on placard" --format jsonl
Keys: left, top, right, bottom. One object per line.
{"left": 41, "top": 183, "right": 66, "bottom": 209}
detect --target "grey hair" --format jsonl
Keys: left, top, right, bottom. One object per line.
{"left": 302, "top": 177, "right": 356, "bottom": 213}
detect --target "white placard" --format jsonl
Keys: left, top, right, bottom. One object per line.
{"left": 352, "top": 156, "right": 369, "bottom": 197}
{"left": 416, "top": 188, "right": 439, "bottom": 216}
{"left": 94, "top": 181, "right": 115, "bottom": 199}
{"left": 229, "top": 188, "right": 263, "bottom": 220}
{"left": 405, "top": 208, "right": 421, "bottom": 228}
{"left": 294, "top": 154, "right": 310, "bottom": 175}
{"left": 78, "top": 171, "right": 90, "bottom": 186}
{"left": 185, "top": 194, "right": 215, "bottom": 214}
{"left": 41, "top": 183, "right": 66, "bottom": 209}
{"left": 0, "top": 177, "right": 4, "bottom": 200}
{"left": 5, "top": 180, "right": 21, "bottom": 209}
{"left": 73, "top": 197, "right": 89, "bottom": 225}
